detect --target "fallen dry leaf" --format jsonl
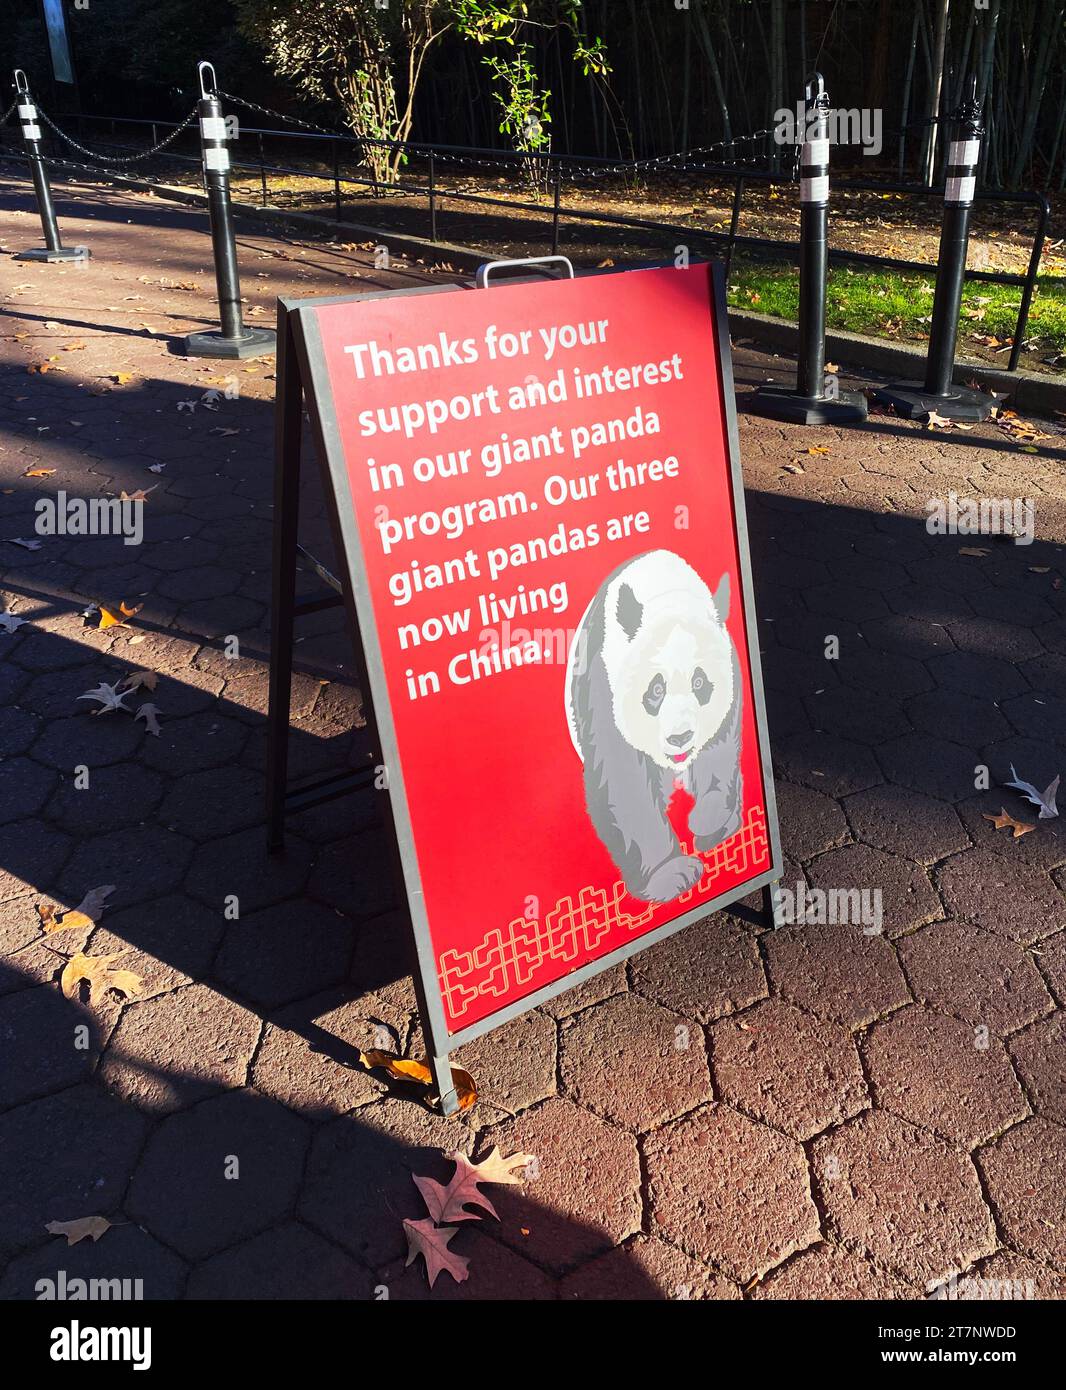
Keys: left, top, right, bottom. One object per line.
{"left": 958, "top": 547, "right": 991, "bottom": 558}
{"left": 45, "top": 1216, "right": 114, "bottom": 1246}
{"left": 403, "top": 1218, "right": 469, "bottom": 1289}
{"left": 37, "top": 884, "right": 116, "bottom": 934}
{"left": 61, "top": 951, "right": 142, "bottom": 1006}
{"left": 413, "top": 1148, "right": 533, "bottom": 1225}
{"left": 360, "top": 1050, "right": 477, "bottom": 1109}
{"left": 23, "top": 467, "right": 56, "bottom": 478}
{"left": 98, "top": 601, "right": 143, "bottom": 630}
{"left": 135, "top": 702, "right": 162, "bottom": 736}
{"left": 121, "top": 669, "right": 158, "bottom": 692}
{"left": 77, "top": 680, "right": 134, "bottom": 714}
{"left": 983, "top": 808, "right": 1036, "bottom": 839}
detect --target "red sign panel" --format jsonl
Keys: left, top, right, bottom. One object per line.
{"left": 299, "top": 263, "right": 778, "bottom": 1039}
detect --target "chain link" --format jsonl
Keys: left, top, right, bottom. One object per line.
{"left": 0, "top": 99, "right": 18, "bottom": 128}
{"left": 218, "top": 87, "right": 776, "bottom": 183}
{"left": 34, "top": 105, "right": 199, "bottom": 164}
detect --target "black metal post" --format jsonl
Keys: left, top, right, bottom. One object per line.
{"left": 875, "top": 83, "right": 994, "bottom": 421}
{"left": 551, "top": 157, "right": 562, "bottom": 256}
{"left": 428, "top": 150, "right": 438, "bottom": 242}
{"left": 257, "top": 132, "right": 267, "bottom": 207}
{"left": 1008, "top": 194, "right": 1049, "bottom": 373}
{"left": 724, "top": 174, "right": 744, "bottom": 282}
{"left": 12, "top": 70, "right": 88, "bottom": 263}
{"left": 750, "top": 75, "right": 867, "bottom": 425}
{"left": 182, "top": 61, "right": 275, "bottom": 359}
{"left": 332, "top": 138, "right": 341, "bottom": 221}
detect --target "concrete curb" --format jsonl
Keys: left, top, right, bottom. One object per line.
{"left": 27, "top": 162, "right": 1066, "bottom": 415}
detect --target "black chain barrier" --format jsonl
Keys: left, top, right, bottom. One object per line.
{"left": 34, "top": 103, "right": 199, "bottom": 165}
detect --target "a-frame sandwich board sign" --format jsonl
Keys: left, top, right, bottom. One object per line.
{"left": 268, "top": 256, "right": 782, "bottom": 1113}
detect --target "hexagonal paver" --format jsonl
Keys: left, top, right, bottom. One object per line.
{"left": 907, "top": 689, "right": 1013, "bottom": 748}
{"left": 805, "top": 686, "right": 911, "bottom": 745}
{"left": 560, "top": 1236, "right": 739, "bottom": 1301}
{"left": 0, "top": 892, "right": 45, "bottom": 956}
{"left": 558, "top": 992, "right": 711, "bottom": 1132}
{"left": 764, "top": 923, "right": 910, "bottom": 1028}
{"left": 0, "top": 983, "right": 118, "bottom": 1109}
{"left": 1036, "top": 929, "right": 1066, "bottom": 1002}
{"left": 55, "top": 825, "right": 195, "bottom": 912}
{"left": 252, "top": 991, "right": 408, "bottom": 1119}
{"left": 645, "top": 1102, "right": 819, "bottom": 1283}
{"left": 0, "top": 1223, "right": 186, "bottom": 1302}
{"left": 453, "top": 1009, "right": 557, "bottom": 1121}
{"left": 877, "top": 733, "right": 981, "bottom": 802}
{"left": 936, "top": 847, "right": 1064, "bottom": 945}
{"left": 127, "top": 1089, "right": 309, "bottom": 1261}
{"left": 307, "top": 829, "right": 398, "bottom": 921}
{"left": 754, "top": 1242, "right": 918, "bottom": 1300}
{"left": 380, "top": 1227, "right": 556, "bottom": 1301}
{"left": 157, "top": 766, "right": 266, "bottom": 841}
{"left": 774, "top": 780, "right": 850, "bottom": 862}
{"left": 185, "top": 827, "right": 313, "bottom": 914}
{"left": 775, "top": 732, "right": 884, "bottom": 797}
{"left": 84, "top": 893, "right": 225, "bottom": 1001}
{"left": 948, "top": 1249, "right": 1066, "bottom": 1301}
{"left": 946, "top": 618, "right": 1044, "bottom": 663}
{"left": 864, "top": 1005, "right": 1029, "bottom": 1147}
{"left": 1009, "top": 1013, "right": 1066, "bottom": 1127}
{"left": 299, "top": 1099, "right": 475, "bottom": 1268}
{"left": 843, "top": 784, "right": 970, "bottom": 864}
{"left": 46, "top": 763, "right": 165, "bottom": 835}
{"left": 0, "top": 818, "right": 72, "bottom": 902}
{"left": 804, "top": 843, "right": 940, "bottom": 939}
{"left": 536, "top": 962, "right": 627, "bottom": 1019}
{"left": 898, "top": 920, "right": 1053, "bottom": 1035}
{"left": 212, "top": 901, "right": 355, "bottom": 1009}
{"left": 710, "top": 998, "right": 867, "bottom": 1140}
{"left": 186, "top": 1221, "right": 371, "bottom": 1299}
{"left": 977, "top": 1118, "right": 1066, "bottom": 1269}
{"left": 482, "top": 1097, "right": 641, "bottom": 1274}
{"left": 631, "top": 913, "right": 767, "bottom": 1023}
{"left": 926, "top": 652, "right": 1030, "bottom": 701}
{"left": 812, "top": 1111, "right": 996, "bottom": 1286}
{"left": 0, "top": 1085, "right": 148, "bottom": 1260}
{"left": 141, "top": 711, "right": 249, "bottom": 774}
{"left": 98, "top": 982, "right": 261, "bottom": 1115}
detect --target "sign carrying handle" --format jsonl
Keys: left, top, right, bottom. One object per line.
{"left": 475, "top": 254, "right": 575, "bottom": 288}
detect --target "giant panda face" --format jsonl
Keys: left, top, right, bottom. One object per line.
{"left": 607, "top": 568, "right": 736, "bottom": 771}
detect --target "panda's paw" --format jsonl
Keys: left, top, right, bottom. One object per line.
{"left": 694, "top": 809, "right": 741, "bottom": 852}
{"left": 641, "top": 855, "right": 705, "bottom": 903}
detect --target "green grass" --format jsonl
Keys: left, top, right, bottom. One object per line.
{"left": 726, "top": 258, "right": 1066, "bottom": 356}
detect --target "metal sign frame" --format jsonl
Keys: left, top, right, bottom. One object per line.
{"left": 269, "top": 260, "right": 782, "bottom": 1113}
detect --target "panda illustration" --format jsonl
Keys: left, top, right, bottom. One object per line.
{"left": 565, "top": 549, "right": 743, "bottom": 904}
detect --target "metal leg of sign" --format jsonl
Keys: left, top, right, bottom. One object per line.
{"left": 266, "top": 308, "right": 303, "bottom": 855}
{"left": 762, "top": 880, "right": 783, "bottom": 929}
{"left": 431, "top": 1054, "right": 460, "bottom": 1116}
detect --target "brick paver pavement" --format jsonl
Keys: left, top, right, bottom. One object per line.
{"left": 1, "top": 173, "right": 1064, "bottom": 1301}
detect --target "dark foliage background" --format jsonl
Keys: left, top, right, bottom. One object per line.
{"left": 3, "top": 1, "right": 1064, "bottom": 188}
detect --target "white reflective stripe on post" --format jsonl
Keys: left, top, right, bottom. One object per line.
{"left": 200, "top": 116, "right": 228, "bottom": 142}
{"left": 801, "top": 175, "right": 829, "bottom": 204}
{"left": 17, "top": 103, "right": 36, "bottom": 119}
{"left": 204, "top": 147, "right": 230, "bottom": 171}
{"left": 949, "top": 139, "right": 981, "bottom": 166}
{"left": 804, "top": 138, "right": 830, "bottom": 165}
{"left": 946, "top": 175, "right": 976, "bottom": 204}
{"left": 21, "top": 123, "right": 41, "bottom": 141}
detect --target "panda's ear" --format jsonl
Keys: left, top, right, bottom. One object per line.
{"left": 712, "top": 573, "right": 731, "bottom": 622}
{"left": 616, "top": 582, "right": 643, "bottom": 640}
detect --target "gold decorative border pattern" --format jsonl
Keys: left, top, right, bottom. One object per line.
{"left": 439, "top": 805, "right": 769, "bottom": 1022}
